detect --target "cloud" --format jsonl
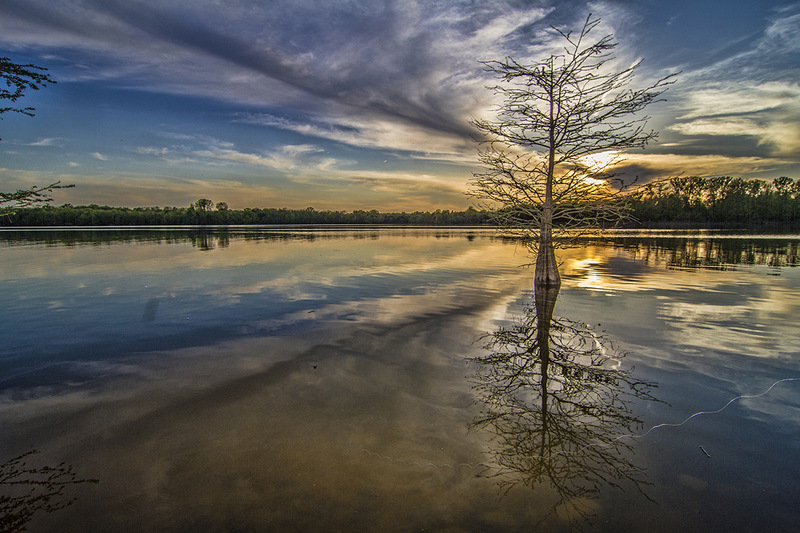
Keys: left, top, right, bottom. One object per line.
{"left": 135, "top": 139, "right": 345, "bottom": 174}
{"left": 193, "top": 145, "right": 327, "bottom": 171}
{"left": 611, "top": 152, "right": 793, "bottom": 181}
{"left": 42, "top": 167, "right": 470, "bottom": 211}
{"left": 675, "top": 82, "right": 798, "bottom": 119}
{"left": 236, "top": 112, "right": 476, "bottom": 162}
{"left": 667, "top": 81, "right": 800, "bottom": 157}
{"left": 669, "top": 116, "right": 800, "bottom": 158}
{"left": 2, "top": 0, "right": 797, "bottom": 209}
{"left": 20, "top": 169, "right": 266, "bottom": 208}
{"left": 279, "top": 144, "right": 322, "bottom": 157}
{"left": 666, "top": 7, "right": 800, "bottom": 158}
{"left": 0, "top": 0, "right": 550, "bottom": 158}
{"left": 28, "top": 137, "right": 60, "bottom": 146}
{"left": 135, "top": 147, "right": 170, "bottom": 157}
{"left": 0, "top": 168, "right": 61, "bottom": 188}
{"left": 293, "top": 173, "right": 472, "bottom": 211}
{"left": 91, "top": 152, "right": 108, "bottom": 161}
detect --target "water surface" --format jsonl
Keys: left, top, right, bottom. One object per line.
{"left": 1, "top": 227, "right": 799, "bottom": 532}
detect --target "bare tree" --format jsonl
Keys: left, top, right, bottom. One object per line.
{"left": 470, "top": 14, "right": 676, "bottom": 286}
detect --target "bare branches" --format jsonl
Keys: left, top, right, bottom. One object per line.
{"left": 470, "top": 14, "right": 676, "bottom": 249}
{"left": 469, "top": 144, "right": 636, "bottom": 242}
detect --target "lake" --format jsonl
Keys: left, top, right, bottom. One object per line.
{"left": 1, "top": 227, "right": 799, "bottom": 532}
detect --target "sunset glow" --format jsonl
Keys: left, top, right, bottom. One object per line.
{"left": 2, "top": 1, "right": 798, "bottom": 209}
{"left": 579, "top": 151, "right": 622, "bottom": 174}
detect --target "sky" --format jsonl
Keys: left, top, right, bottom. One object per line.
{"left": 1, "top": 0, "right": 799, "bottom": 211}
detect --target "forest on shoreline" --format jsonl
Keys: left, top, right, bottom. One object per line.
{"left": 2, "top": 176, "right": 799, "bottom": 228}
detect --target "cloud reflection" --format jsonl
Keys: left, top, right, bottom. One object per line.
{"left": 2, "top": 229, "right": 800, "bottom": 530}
{"left": 557, "top": 234, "right": 800, "bottom": 362}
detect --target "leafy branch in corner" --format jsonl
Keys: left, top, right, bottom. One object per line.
{"left": 0, "top": 181, "right": 74, "bottom": 216}
{"left": 0, "top": 449, "right": 98, "bottom": 533}
{"left": 1, "top": 57, "right": 56, "bottom": 121}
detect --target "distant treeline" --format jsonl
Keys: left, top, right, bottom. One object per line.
{"left": 628, "top": 176, "right": 800, "bottom": 227}
{"left": 2, "top": 176, "right": 799, "bottom": 228}
{"left": 1, "top": 202, "right": 493, "bottom": 226}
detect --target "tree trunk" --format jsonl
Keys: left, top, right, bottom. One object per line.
{"left": 536, "top": 107, "right": 561, "bottom": 289}
{"left": 535, "top": 237, "right": 561, "bottom": 288}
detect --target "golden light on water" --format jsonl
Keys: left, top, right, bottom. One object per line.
{"left": 570, "top": 257, "right": 612, "bottom": 292}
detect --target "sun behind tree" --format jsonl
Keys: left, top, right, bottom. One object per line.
{"left": 471, "top": 14, "right": 676, "bottom": 286}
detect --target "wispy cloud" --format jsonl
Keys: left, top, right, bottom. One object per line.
{"left": 235, "top": 112, "right": 475, "bottom": 162}
{"left": 136, "top": 139, "right": 344, "bottom": 174}
{"left": 135, "top": 147, "right": 170, "bottom": 157}
{"left": 0, "top": 0, "right": 549, "bottom": 156}
{"left": 667, "top": 6, "right": 800, "bottom": 158}
{"left": 34, "top": 165, "right": 470, "bottom": 211}
{"left": 92, "top": 152, "right": 108, "bottom": 161}
{"left": 613, "top": 152, "right": 793, "bottom": 181}
{"left": 193, "top": 144, "right": 326, "bottom": 171}
{"left": 28, "top": 137, "right": 60, "bottom": 146}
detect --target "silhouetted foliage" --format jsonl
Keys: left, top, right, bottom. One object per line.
{"left": 628, "top": 176, "right": 800, "bottom": 227}
{"left": 1, "top": 182, "right": 74, "bottom": 217}
{"left": 3, "top": 176, "right": 798, "bottom": 227}
{"left": 193, "top": 198, "right": 214, "bottom": 212}
{"left": 0, "top": 450, "right": 97, "bottom": 533}
{"left": 1, "top": 57, "right": 71, "bottom": 212}
{"left": 1, "top": 57, "right": 56, "bottom": 122}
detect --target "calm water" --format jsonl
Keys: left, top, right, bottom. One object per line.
{"left": 1, "top": 227, "right": 799, "bottom": 532}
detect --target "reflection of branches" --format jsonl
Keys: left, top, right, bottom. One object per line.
{"left": 0, "top": 450, "right": 97, "bottom": 533}
{"left": 470, "top": 281, "right": 659, "bottom": 528}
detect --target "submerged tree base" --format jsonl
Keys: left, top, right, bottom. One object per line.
{"left": 534, "top": 242, "right": 561, "bottom": 288}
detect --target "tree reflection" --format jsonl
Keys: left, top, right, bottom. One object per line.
{"left": 470, "top": 265, "right": 659, "bottom": 527}
{"left": 0, "top": 450, "right": 97, "bottom": 533}
{"left": 580, "top": 233, "right": 800, "bottom": 269}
